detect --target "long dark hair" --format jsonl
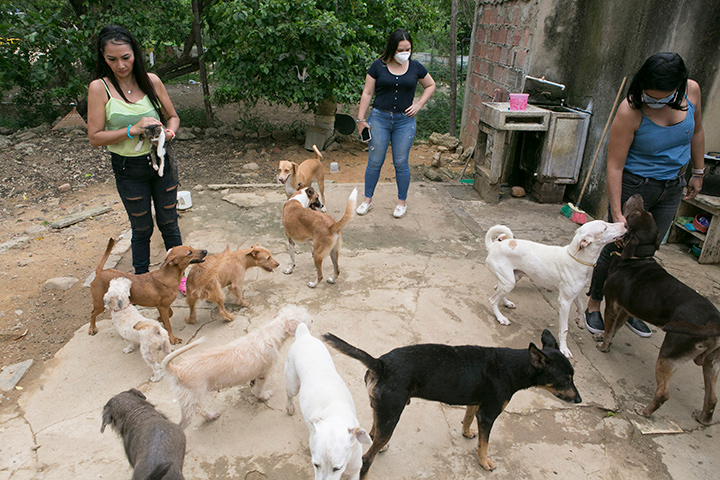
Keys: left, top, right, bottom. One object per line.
{"left": 627, "top": 52, "right": 689, "bottom": 111}
{"left": 380, "top": 28, "right": 413, "bottom": 63}
{"left": 94, "top": 25, "right": 165, "bottom": 121}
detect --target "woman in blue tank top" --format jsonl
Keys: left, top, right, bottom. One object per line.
{"left": 585, "top": 52, "right": 705, "bottom": 337}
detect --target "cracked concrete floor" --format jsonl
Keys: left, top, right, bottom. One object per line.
{"left": 2, "top": 182, "right": 719, "bottom": 479}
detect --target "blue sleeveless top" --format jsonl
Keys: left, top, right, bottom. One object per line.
{"left": 624, "top": 98, "right": 695, "bottom": 180}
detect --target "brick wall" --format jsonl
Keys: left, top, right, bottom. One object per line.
{"left": 460, "top": 0, "right": 533, "bottom": 148}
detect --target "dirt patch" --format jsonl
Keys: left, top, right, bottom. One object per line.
{"left": 0, "top": 85, "right": 466, "bottom": 404}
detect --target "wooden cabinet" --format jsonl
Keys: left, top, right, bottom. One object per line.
{"left": 668, "top": 193, "right": 720, "bottom": 263}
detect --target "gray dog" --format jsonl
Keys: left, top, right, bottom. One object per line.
{"left": 101, "top": 389, "right": 186, "bottom": 480}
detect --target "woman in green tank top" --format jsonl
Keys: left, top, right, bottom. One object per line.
{"left": 87, "top": 25, "right": 183, "bottom": 275}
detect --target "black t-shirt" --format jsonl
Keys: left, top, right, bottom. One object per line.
{"left": 368, "top": 58, "right": 428, "bottom": 113}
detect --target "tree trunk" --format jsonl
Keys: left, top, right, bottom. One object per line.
{"left": 192, "top": 0, "right": 214, "bottom": 126}
{"left": 449, "top": 0, "right": 458, "bottom": 136}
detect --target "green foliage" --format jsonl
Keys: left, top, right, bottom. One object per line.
{"left": 0, "top": 1, "right": 192, "bottom": 127}
{"left": 207, "top": 0, "right": 441, "bottom": 112}
{"left": 415, "top": 88, "right": 463, "bottom": 140}
{"left": 176, "top": 106, "right": 212, "bottom": 128}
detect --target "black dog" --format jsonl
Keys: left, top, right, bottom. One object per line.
{"left": 323, "top": 329, "right": 581, "bottom": 477}
{"left": 102, "top": 389, "right": 186, "bottom": 480}
{"left": 598, "top": 193, "right": 720, "bottom": 425}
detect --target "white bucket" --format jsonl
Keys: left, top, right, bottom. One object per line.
{"left": 330, "top": 162, "right": 339, "bottom": 173}
{"left": 177, "top": 190, "right": 192, "bottom": 210}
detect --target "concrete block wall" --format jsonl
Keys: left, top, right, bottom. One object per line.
{"left": 460, "top": 0, "right": 535, "bottom": 148}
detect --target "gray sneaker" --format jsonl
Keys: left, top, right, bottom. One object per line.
{"left": 585, "top": 309, "right": 604, "bottom": 334}
{"left": 626, "top": 317, "right": 652, "bottom": 337}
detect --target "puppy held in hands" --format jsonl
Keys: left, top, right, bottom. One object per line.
{"left": 185, "top": 244, "right": 280, "bottom": 324}
{"left": 285, "top": 322, "right": 371, "bottom": 480}
{"left": 102, "top": 389, "right": 186, "bottom": 480}
{"left": 135, "top": 124, "right": 167, "bottom": 176}
{"left": 104, "top": 277, "right": 171, "bottom": 382}
{"left": 162, "top": 305, "right": 312, "bottom": 428}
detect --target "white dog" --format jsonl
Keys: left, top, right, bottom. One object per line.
{"left": 103, "top": 277, "right": 171, "bottom": 382}
{"left": 161, "top": 305, "right": 312, "bottom": 428}
{"left": 285, "top": 323, "right": 371, "bottom": 480}
{"left": 485, "top": 220, "right": 626, "bottom": 358}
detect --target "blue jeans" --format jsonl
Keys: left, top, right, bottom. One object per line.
{"left": 587, "top": 170, "right": 685, "bottom": 301}
{"left": 364, "top": 108, "right": 416, "bottom": 201}
{"left": 111, "top": 153, "right": 182, "bottom": 274}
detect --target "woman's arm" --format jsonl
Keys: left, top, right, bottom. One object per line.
{"left": 606, "top": 100, "right": 641, "bottom": 224}
{"left": 405, "top": 73, "right": 436, "bottom": 117}
{"left": 685, "top": 79, "right": 704, "bottom": 200}
{"left": 356, "top": 74, "right": 376, "bottom": 133}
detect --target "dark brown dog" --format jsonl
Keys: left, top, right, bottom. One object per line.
{"left": 89, "top": 238, "right": 207, "bottom": 344}
{"left": 323, "top": 329, "right": 581, "bottom": 476}
{"left": 102, "top": 389, "right": 186, "bottom": 480}
{"left": 598, "top": 193, "right": 720, "bottom": 424}
{"left": 184, "top": 244, "right": 280, "bottom": 323}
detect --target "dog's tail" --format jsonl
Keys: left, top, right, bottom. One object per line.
{"left": 322, "top": 333, "right": 383, "bottom": 374}
{"left": 96, "top": 238, "right": 115, "bottom": 273}
{"left": 485, "top": 225, "right": 514, "bottom": 250}
{"left": 161, "top": 336, "right": 207, "bottom": 371}
{"left": 145, "top": 463, "right": 172, "bottom": 480}
{"left": 330, "top": 188, "right": 358, "bottom": 234}
{"left": 663, "top": 321, "right": 720, "bottom": 337}
{"left": 312, "top": 144, "right": 323, "bottom": 160}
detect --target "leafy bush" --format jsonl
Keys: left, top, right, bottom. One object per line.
{"left": 415, "top": 89, "right": 463, "bottom": 140}
{"left": 176, "top": 106, "right": 213, "bottom": 129}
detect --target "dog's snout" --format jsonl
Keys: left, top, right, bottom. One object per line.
{"left": 573, "top": 392, "right": 582, "bottom": 403}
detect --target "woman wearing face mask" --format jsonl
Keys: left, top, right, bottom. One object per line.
{"left": 355, "top": 28, "right": 436, "bottom": 218}
{"left": 87, "top": 25, "right": 182, "bottom": 275}
{"left": 585, "top": 52, "right": 705, "bottom": 337}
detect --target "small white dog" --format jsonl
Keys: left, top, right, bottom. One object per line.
{"left": 485, "top": 220, "right": 626, "bottom": 358}
{"left": 285, "top": 323, "right": 371, "bottom": 480}
{"left": 161, "top": 305, "right": 312, "bottom": 428}
{"left": 103, "top": 277, "right": 171, "bottom": 382}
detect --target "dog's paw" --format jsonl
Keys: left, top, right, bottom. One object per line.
{"left": 503, "top": 299, "right": 516, "bottom": 309}
{"left": 260, "top": 390, "right": 274, "bottom": 401}
{"left": 326, "top": 277, "right": 336, "bottom": 284}
{"left": 692, "top": 409, "right": 713, "bottom": 425}
{"left": 203, "top": 411, "right": 221, "bottom": 422}
{"left": 283, "top": 267, "right": 294, "bottom": 275}
{"left": 286, "top": 404, "right": 295, "bottom": 416}
{"left": 307, "top": 281, "right": 318, "bottom": 288}
{"left": 123, "top": 345, "right": 136, "bottom": 354}
{"left": 479, "top": 456, "right": 496, "bottom": 471}
{"left": 150, "top": 372, "right": 164, "bottom": 382}
{"left": 596, "top": 342, "right": 612, "bottom": 353}
{"left": 88, "top": 325, "right": 98, "bottom": 336}
{"left": 634, "top": 404, "right": 652, "bottom": 418}
{"left": 462, "top": 428, "right": 477, "bottom": 439}
{"left": 560, "top": 346, "right": 573, "bottom": 359}
{"left": 496, "top": 316, "right": 511, "bottom": 326}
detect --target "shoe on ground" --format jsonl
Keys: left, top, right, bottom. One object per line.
{"left": 356, "top": 202, "right": 372, "bottom": 215}
{"left": 178, "top": 277, "right": 187, "bottom": 296}
{"left": 393, "top": 205, "right": 407, "bottom": 218}
{"left": 585, "top": 309, "right": 604, "bottom": 334}
{"left": 626, "top": 317, "right": 652, "bottom": 337}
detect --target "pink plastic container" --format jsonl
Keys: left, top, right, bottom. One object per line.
{"left": 509, "top": 93, "right": 529, "bottom": 111}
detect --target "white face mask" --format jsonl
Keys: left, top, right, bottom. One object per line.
{"left": 395, "top": 51, "right": 411, "bottom": 64}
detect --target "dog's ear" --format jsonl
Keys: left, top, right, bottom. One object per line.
{"left": 101, "top": 404, "right": 113, "bottom": 433}
{"left": 540, "top": 329, "right": 559, "bottom": 351}
{"left": 528, "top": 343, "right": 549, "bottom": 369}
{"left": 578, "top": 234, "right": 594, "bottom": 250}
{"left": 129, "top": 388, "right": 147, "bottom": 400}
{"left": 305, "top": 187, "right": 315, "bottom": 197}
{"left": 350, "top": 426, "right": 373, "bottom": 445}
{"left": 621, "top": 234, "right": 638, "bottom": 259}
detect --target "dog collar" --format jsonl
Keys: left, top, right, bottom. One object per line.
{"left": 566, "top": 250, "right": 596, "bottom": 267}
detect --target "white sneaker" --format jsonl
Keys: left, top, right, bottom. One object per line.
{"left": 393, "top": 205, "right": 407, "bottom": 218}
{"left": 356, "top": 202, "right": 372, "bottom": 215}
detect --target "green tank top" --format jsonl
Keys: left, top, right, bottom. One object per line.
{"left": 102, "top": 79, "right": 160, "bottom": 157}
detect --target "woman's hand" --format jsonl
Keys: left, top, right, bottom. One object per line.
{"left": 128, "top": 117, "right": 163, "bottom": 137}
{"left": 684, "top": 176, "right": 703, "bottom": 200}
{"left": 356, "top": 120, "right": 368, "bottom": 134}
{"left": 404, "top": 102, "right": 422, "bottom": 117}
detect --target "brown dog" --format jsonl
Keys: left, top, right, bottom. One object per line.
{"left": 598, "top": 193, "right": 720, "bottom": 424}
{"left": 277, "top": 144, "right": 326, "bottom": 205}
{"left": 184, "top": 244, "right": 280, "bottom": 323}
{"left": 282, "top": 187, "right": 357, "bottom": 288}
{"left": 89, "top": 238, "right": 207, "bottom": 344}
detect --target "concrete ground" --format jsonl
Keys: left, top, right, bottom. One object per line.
{"left": 2, "top": 181, "right": 720, "bottom": 480}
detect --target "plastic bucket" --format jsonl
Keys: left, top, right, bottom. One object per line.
{"left": 509, "top": 93, "right": 529, "bottom": 111}
{"left": 330, "top": 162, "right": 339, "bottom": 173}
{"left": 177, "top": 190, "right": 192, "bottom": 210}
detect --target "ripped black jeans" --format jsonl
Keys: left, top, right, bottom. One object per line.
{"left": 111, "top": 153, "right": 182, "bottom": 274}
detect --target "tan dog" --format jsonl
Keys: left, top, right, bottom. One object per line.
{"left": 89, "top": 238, "right": 207, "bottom": 344}
{"left": 162, "top": 305, "right": 312, "bottom": 428}
{"left": 184, "top": 244, "right": 280, "bottom": 324}
{"left": 277, "top": 144, "right": 326, "bottom": 206}
{"left": 282, "top": 187, "right": 357, "bottom": 288}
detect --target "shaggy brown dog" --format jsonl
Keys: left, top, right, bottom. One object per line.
{"left": 185, "top": 244, "right": 280, "bottom": 323}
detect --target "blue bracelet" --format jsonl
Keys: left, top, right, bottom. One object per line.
{"left": 126, "top": 124, "right": 134, "bottom": 139}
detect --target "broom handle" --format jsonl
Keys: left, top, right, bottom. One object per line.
{"left": 577, "top": 76, "right": 627, "bottom": 205}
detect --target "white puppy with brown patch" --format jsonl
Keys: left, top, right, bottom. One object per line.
{"left": 285, "top": 322, "right": 371, "bottom": 480}
{"left": 161, "top": 305, "right": 312, "bottom": 428}
{"left": 104, "top": 277, "right": 171, "bottom": 382}
{"left": 485, "top": 220, "right": 626, "bottom": 358}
